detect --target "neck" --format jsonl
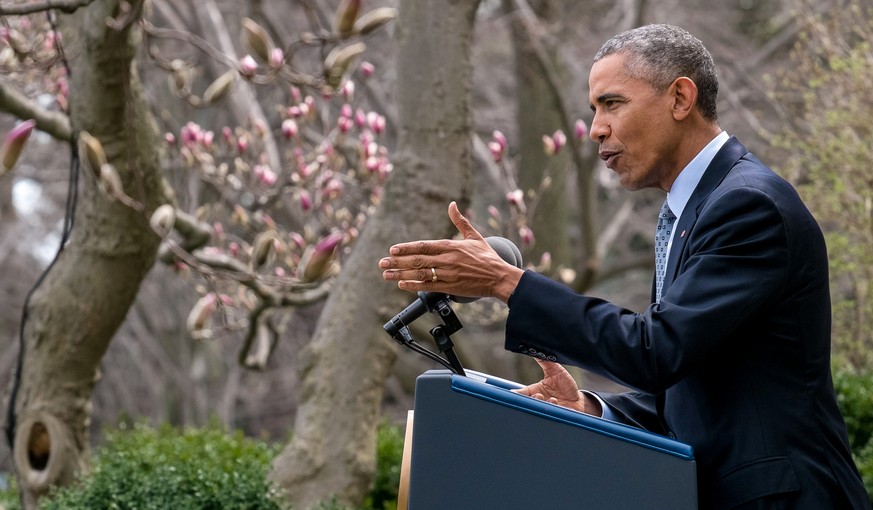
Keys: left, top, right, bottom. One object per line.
{"left": 662, "top": 122, "right": 722, "bottom": 191}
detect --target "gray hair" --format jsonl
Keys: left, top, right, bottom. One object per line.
{"left": 594, "top": 24, "right": 719, "bottom": 121}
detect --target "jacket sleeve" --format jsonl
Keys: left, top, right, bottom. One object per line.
{"left": 504, "top": 183, "right": 794, "bottom": 394}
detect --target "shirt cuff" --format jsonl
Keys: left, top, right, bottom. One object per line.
{"left": 582, "top": 390, "right": 617, "bottom": 421}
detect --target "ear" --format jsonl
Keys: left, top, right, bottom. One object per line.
{"left": 670, "top": 77, "right": 698, "bottom": 121}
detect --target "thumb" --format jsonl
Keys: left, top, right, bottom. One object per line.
{"left": 448, "top": 201, "right": 484, "bottom": 241}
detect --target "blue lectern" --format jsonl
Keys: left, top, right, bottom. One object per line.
{"left": 403, "top": 369, "right": 698, "bottom": 509}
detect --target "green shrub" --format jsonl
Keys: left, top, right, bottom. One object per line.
{"left": 833, "top": 367, "right": 873, "bottom": 503}
{"left": 41, "top": 422, "right": 281, "bottom": 510}
{"left": 363, "top": 422, "right": 404, "bottom": 510}
{"left": 0, "top": 420, "right": 407, "bottom": 510}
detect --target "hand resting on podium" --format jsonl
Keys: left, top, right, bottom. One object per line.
{"left": 512, "top": 358, "right": 603, "bottom": 417}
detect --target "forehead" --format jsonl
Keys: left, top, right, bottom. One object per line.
{"left": 588, "top": 54, "right": 643, "bottom": 104}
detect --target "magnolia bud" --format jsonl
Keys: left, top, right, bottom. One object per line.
{"left": 360, "top": 61, "right": 375, "bottom": 78}
{"left": 574, "top": 119, "right": 588, "bottom": 140}
{"left": 299, "top": 189, "right": 313, "bottom": 211}
{"left": 542, "top": 134, "right": 556, "bottom": 156}
{"left": 239, "top": 55, "right": 258, "bottom": 78}
{"left": 1, "top": 119, "right": 36, "bottom": 173}
{"left": 519, "top": 225, "right": 535, "bottom": 246}
{"left": 552, "top": 130, "right": 567, "bottom": 154}
{"left": 170, "top": 63, "right": 193, "bottom": 93}
{"left": 297, "top": 231, "right": 343, "bottom": 282}
{"left": 281, "top": 119, "right": 298, "bottom": 139}
{"left": 79, "top": 131, "right": 107, "bottom": 176}
{"left": 186, "top": 293, "right": 217, "bottom": 338}
{"left": 506, "top": 188, "right": 524, "bottom": 208}
{"left": 488, "top": 141, "right": 503, "bottom": 163}
{"left": 492, "top": 130, "right": 507, "bottom": 150}
{"left": 250, "top": 230, "right": 277, "bottom": 271}
{"left": 98, "top": 163, "right": 124, "bottom": 197}
{"left": 202, "top": 70, "right": 236, "bottom": 105}
{"left": 149, "top": 204, "right": 176, "bottom": 237}
{"left": 334, "top": 0, "right": 361, "bottom": 39}
{"left": 5, "top": 29, "right": 32, "bottom": 55}
{"left": 323, "top": 42, "right": 366, "bottom": 90}
{"left": 269, "top": 48, "right": 284, "bottom": 69}
{"left": 353, "top": 7, "right": 397, "bottom": 36}
{"left": 241, "top": 17, "right": 275, "bottom": 62}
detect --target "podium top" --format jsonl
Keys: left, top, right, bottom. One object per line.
{"left": 442, "top": 369, "right": 694, "bottom": 460}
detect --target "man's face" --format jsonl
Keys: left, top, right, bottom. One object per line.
{"left": 588, "top": 54, "right": 680, "bottom": 192}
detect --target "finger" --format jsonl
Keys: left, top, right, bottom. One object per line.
{"left": 533, "top": 358, "right": 561, "bottom": 376}
{"left": 448, "top": 201, "right": 485, "bottom": 242}
{"left": 389, "top": 240, "right": 438, "bottom": 257}
{"left": 382, "top": 267, "right": 436, "bottom": 283}
{"left": 511, "top": 386, "right": 531, "bottom": 396}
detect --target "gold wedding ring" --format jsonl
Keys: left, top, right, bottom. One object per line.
{"left": 431, "top": 267, "right": 438, "bottom": 283}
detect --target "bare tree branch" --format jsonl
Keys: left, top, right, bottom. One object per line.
{"left": 0, "top": 79, "right": 71, "bottom": 141}
{"left": 0, "top": 0, "right": 95, "bottom": 15}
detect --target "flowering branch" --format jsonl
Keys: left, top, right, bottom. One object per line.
{"left": 0, "top": 79, "right": 71, "bottom": 142}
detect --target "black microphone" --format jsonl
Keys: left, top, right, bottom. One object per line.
{"left": 383, "top": 236, "right": 522, "bottom": 342}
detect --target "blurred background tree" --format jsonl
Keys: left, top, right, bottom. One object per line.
{"left": 767, "top": 0, "right": 873, "bottom": 370}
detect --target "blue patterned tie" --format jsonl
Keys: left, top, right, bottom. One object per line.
{"left": 655, "top": 199, "right": 676, "bottom": 303}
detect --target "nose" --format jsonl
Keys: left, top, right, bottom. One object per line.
{"left": 589, "top": 112, "right": 608, "bottom": 142}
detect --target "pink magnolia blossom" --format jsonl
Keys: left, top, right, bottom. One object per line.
{"left": 492, "top": 130, "right": 507, "bottom": 151}
{"left": 289, "top": 231, "right": 306, "bottom": 250}
{"left": 338, "top": 116, "right": 354, "bottom": 134}
{"left": 341, "top": 80, "right": 355, "bottom": 100}
{"left": 281, "top": 119, "right": 299, "bottom": 139}
{"left": 552, "top": 130, "right": 567, "bottom": 154}
{"left": 354, "top": 109, "right": 367, "bottom": 128}
{"left": 1, "top": 119, "right": 36, "bottom": 172}
{"left": 239, "top": 55, "right": 258, "bottom": 77}
{"left": 519, "top": 225, "right": 535, "bottom": 246}
{"left": 254, "top": 164, "right": 277, "bottom": 186}
{"left": 488, "top": 141, "right": 503, "bottom": 163}
{"left": 574, "top": 119, "right": 588, "bottom": 140}
{"left": 542, "top": 134, "right": 556, "bottom": 156}
{"left": 506, "top": 189, "right": 524, "bottom": 208}
{"left": 360, "top": 61, "right": 375, "bottom": 78}
{"left": 299, "top": 189, "right": 313, "bottom": 211}
{"left": 269, "top": 48, "right": 284, "bottom": 69}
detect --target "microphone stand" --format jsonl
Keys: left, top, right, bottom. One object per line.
{"left": 386, "top": 292, "right": 467, "bottom": 376}
{"left": 427, "top": 298, "right": 466, "bottom": 377}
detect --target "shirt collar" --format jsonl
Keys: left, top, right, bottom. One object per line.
{"left": 666, "top": 131, "right": 730, "bottom": 219}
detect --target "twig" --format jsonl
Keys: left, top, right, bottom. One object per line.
{"left": 0, "top": 79, "right": 72, "bottom": 142}
{"left": 0, "top": 0, "right": 96, "bottom": 15}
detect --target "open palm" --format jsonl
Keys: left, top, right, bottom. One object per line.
{"left": 513, "top": 359, "right": 587, "bottom": 413}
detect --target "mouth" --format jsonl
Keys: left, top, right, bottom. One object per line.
{"left": 599, "top": 149, "right": 620, "bottom": 169}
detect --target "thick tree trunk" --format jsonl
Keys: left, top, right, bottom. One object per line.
{"left": 267, "top": 0, "right": 482, "bottom": 508}
{"left": 8, "top": 2, "right": 171, "bottom": 507}
{"left": 511, "top": 0, "right": 572, "bottom": 269}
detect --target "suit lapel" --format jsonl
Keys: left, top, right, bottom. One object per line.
{"left": 661, "top": 137, "right": 749, "bottom": 293}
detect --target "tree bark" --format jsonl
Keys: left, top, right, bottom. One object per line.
{"left": 510, "top": 0, "right": 572, "bottom": 270}
{"left": 8, "top": 1, "right": 171, "bottom": 507}
{"left": 267, "top": 0, "right": 482, "bottom": 508}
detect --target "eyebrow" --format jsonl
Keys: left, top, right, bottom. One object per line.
{"left": 590, "top": 92, "right": 625, "bottom": 112}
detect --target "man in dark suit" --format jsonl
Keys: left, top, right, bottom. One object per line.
{"left": 379, "top": 24, "right": 870, "bottom": 509}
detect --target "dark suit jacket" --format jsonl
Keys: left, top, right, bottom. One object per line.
{"left": 505, "top": 137, "right": 870, "bottom": 509}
